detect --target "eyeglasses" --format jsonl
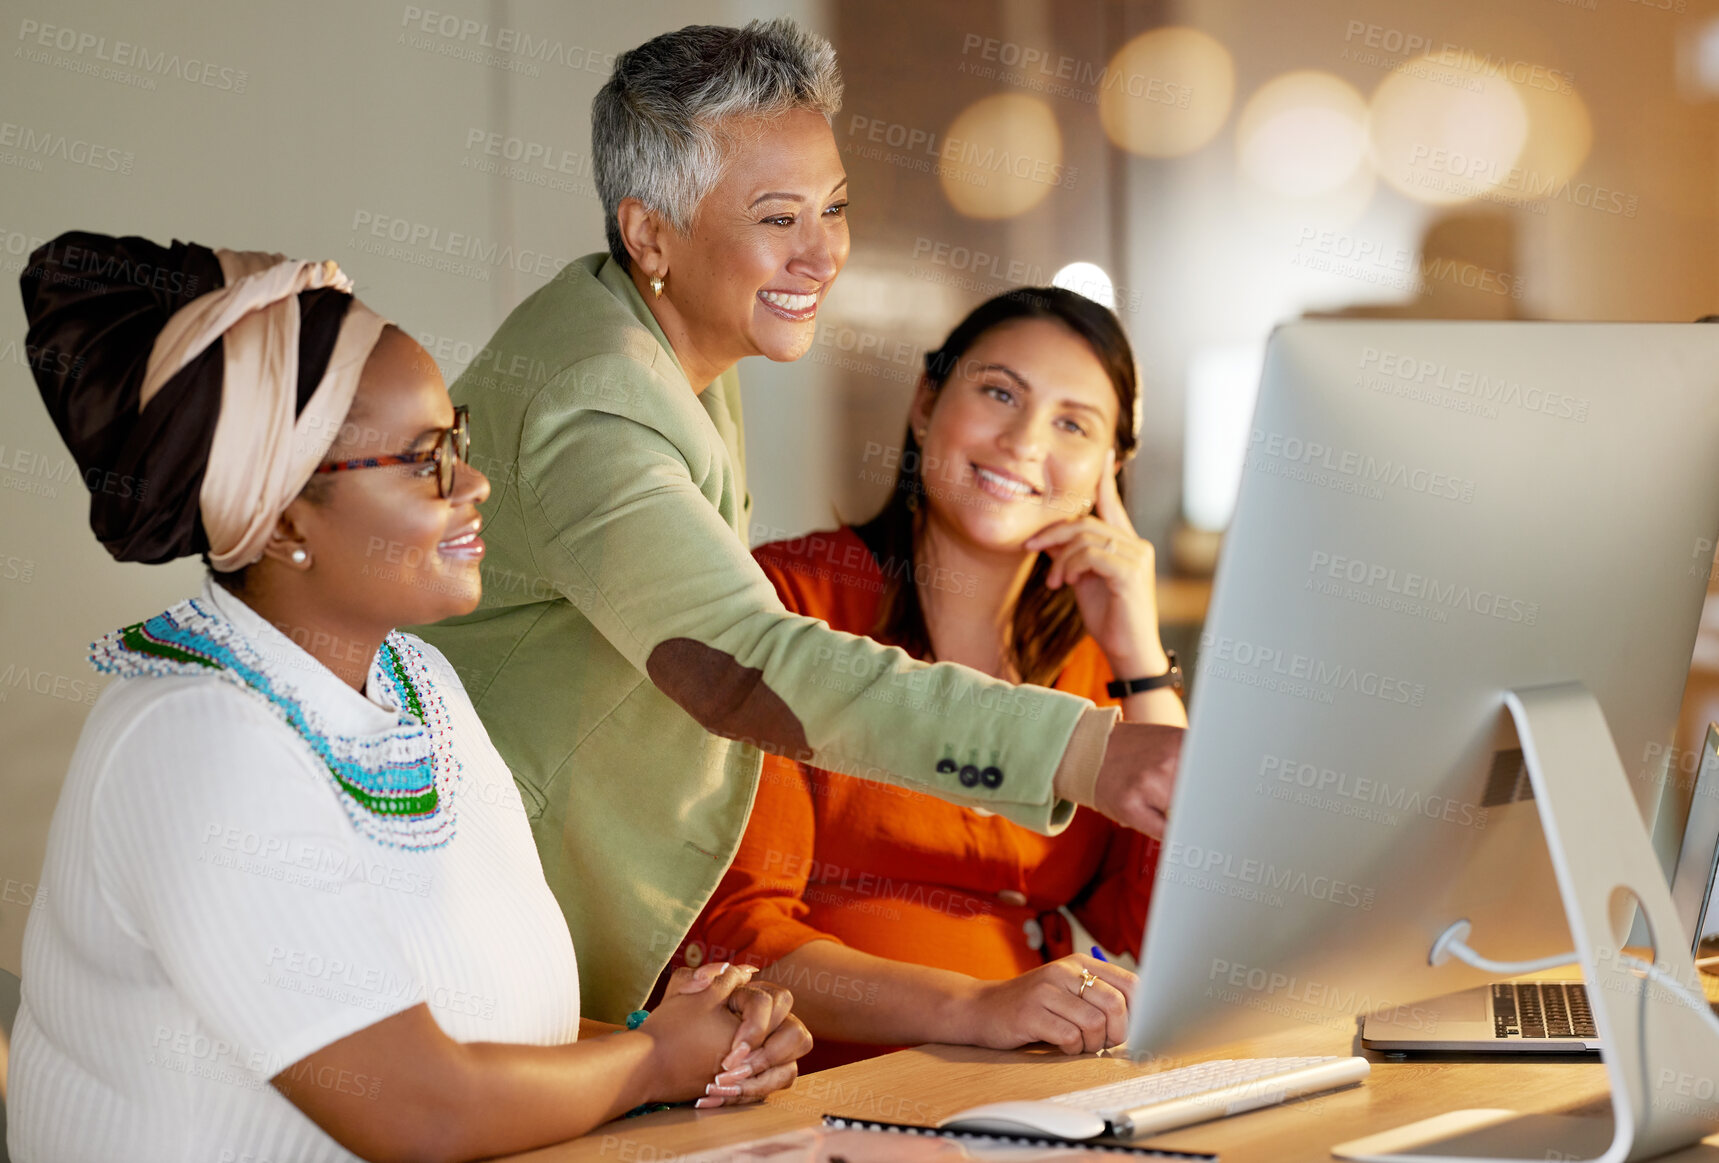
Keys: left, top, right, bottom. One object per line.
{"left": 314, "top": 406, "right": 471, "bottom": 499}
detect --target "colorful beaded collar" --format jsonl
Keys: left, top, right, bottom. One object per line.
{"left": 89, "top": 598, "right": 460, "bottom": 850}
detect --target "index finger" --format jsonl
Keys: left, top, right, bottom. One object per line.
{"left": 696, "top": 962, "right": 759, "bottom": 1006}
{"left": 1095, "top": 449, "right": 1129, "bottom": 529}
{"left": 726, "top": 982, "right": 794, "bottom": 1066}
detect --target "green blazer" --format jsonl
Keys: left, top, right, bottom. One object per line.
{"left": 417, "top": 254, "right": 1110, "bottom": 1020}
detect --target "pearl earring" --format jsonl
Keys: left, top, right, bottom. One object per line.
{"left": 650, "top": 274, "right": 665, "bottom": 298}
{"left": 290, "top": 548, "right": 308, "bottom": 565}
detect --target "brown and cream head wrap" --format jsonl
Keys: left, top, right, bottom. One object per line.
{"left": 19, "top": 231, "right": 388, "bottom": 569}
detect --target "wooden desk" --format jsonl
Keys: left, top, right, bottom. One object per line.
{"left": 509, "top": 999, "right": 1719, "bottom": 1162}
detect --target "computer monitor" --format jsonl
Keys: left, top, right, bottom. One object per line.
{"left": 1125, "top": 321, "right": 1719, "bottom": 1155}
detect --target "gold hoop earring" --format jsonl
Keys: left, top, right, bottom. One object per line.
{"left": 650, "top": 274, "right": 665, "bottom": 298}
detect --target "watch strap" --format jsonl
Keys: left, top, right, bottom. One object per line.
{"left": 1106, "top": 650, "right": 1181, "bottom": 698}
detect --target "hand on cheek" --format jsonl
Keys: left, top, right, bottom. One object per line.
{"left": 1022, "top": 450, "right": 1165, "bottom": 675}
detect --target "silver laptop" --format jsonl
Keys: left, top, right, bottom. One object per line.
{"left": 1363, "top": 722, "right": 1719, "bottom": 1053}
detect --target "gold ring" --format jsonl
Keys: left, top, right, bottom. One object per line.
{"left": 1078, "top": 969, "right": 1098, "bottom": 997}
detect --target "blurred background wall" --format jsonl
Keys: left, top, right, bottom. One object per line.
{"left": 7, "top": 0, "right": 1719, "bottom": 979}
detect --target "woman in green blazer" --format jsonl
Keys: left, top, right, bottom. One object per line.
{"left": 417, "top": 17, "right": 1183, "bottom": 1027}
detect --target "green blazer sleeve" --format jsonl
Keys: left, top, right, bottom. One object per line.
{"left": 519, "top": 355, "right": 1088, "bottom": 833}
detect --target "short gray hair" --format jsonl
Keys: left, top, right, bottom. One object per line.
{"left": 592, "top": 18, "right": 843, "bottom": 271}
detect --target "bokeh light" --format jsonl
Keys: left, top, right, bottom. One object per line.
{"left": 1052, "top": 262, "right": 1116, "bottom": 309}
{"left": 939, "top": 94, "right": 1063, "bottom": 219}
{"left": 1511, "top": 80, "right": 1593, "bottom": 201}
{"left": 1368, "top": 55, "right": 1529, "bottom": 206}
{"left": 1236, "top": 71, "right": 1370, "bottom": 198}
{"left": 1099, "top": 27, "right": 1235, "bottom": 158}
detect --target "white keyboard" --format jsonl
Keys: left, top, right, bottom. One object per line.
{"left": 1050, "top": 1055, "right": 1371, "bottom": 1138}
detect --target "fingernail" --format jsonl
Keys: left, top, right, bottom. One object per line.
{"left": 712, "top": 962, "right": 731, "bottom": 975}
{"left": 715, "top": 1066, "right": 753, "bottom": 1084}
{"left": 705, "top": 1083, "right": 742, "bottom": 1096}
{"left": 694, "top": 1097, "right": 723, "bottom": 1109}
{"left": 721, "top": 1041, "right": 751, "bottom": 1071}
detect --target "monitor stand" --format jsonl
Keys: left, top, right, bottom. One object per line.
{"left": 1334, "top": 682, "right": 1719, "bottom": 1163}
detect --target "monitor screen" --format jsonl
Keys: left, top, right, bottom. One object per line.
{"left": 1129, "top": 320, "right": 1719, "bottom": 1056}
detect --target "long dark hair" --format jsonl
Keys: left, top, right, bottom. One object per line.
{"left": 855, "top": 286, "right": 1141, "bottom": 686}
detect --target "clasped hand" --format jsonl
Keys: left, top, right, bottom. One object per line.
{"left": 637, "top": 961, "right": 810, "bottom": 1108}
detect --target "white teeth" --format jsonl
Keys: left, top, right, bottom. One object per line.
{"left": 441, "top": 531, "right": 477, "bottom": 547}
{"left": 974, "top": 466, "right": 1036, "bottom": 497}
{"left": 760, "top": 291, "right": 817, "bottom": 311}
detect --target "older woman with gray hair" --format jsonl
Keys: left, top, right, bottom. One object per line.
{"left": 419, "top": 16, "right": 1183, "bottom": 1060}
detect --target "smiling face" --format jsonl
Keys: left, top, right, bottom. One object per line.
{"left": 283, "top": 326, "right": 491, "bottom": 628}
{"left": 659, "top": 106, "right": 850, "bottom": 367}
{"left": 911, "top": 317, "right": 1123, "bottom": 554}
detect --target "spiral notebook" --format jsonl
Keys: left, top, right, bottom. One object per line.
{"left": 819, "top": 1115, "right": 1218, "bottom": 1159}
{"left": 614, "top": 1121, "right": 1215, "bottom": 1160}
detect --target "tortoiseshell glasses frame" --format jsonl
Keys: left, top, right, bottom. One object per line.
{"left": 314, "top": 406, "right": 470, "bottom": 499}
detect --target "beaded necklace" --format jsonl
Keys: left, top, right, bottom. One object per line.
{"left": 89, "top": 598, "right": 460, "bottom": 850}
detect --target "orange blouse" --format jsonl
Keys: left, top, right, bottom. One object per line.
{"left": 681, "top": 526, "right": 1160, "bottom": 1070}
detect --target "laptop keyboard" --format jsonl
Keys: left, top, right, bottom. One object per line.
{"left": 1492, "top": 982, "right": 1597, "bottom": 1039}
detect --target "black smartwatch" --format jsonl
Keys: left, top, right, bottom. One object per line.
{"left": 1106, "top": 650, "right": 1182, "bottom": 698}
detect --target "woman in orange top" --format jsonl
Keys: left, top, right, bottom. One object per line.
{"left": 685, "top": 287, "right": 1187, "bottom": 1071}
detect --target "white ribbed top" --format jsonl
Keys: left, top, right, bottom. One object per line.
{"left": 8, "top": 580, "right": 581, "bottom": 1162}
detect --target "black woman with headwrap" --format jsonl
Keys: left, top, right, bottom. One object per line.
{"left": 9, "top": 232, "right": 808, "bottom": 1163}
